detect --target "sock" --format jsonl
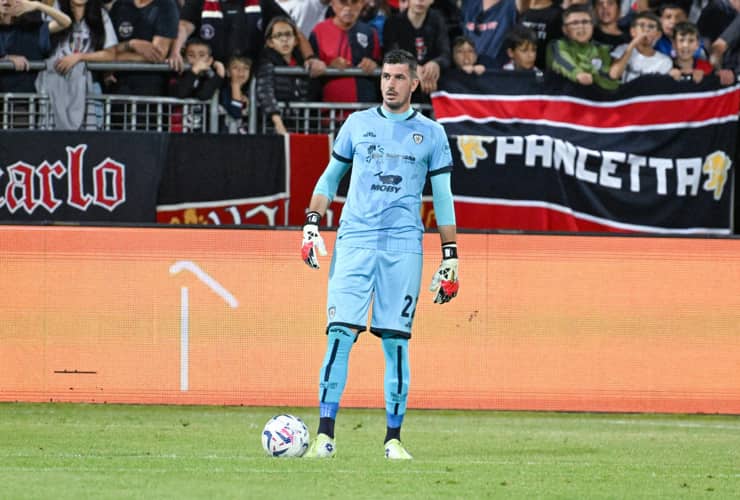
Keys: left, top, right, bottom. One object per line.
{"left": 382, "top": 336, "right": 409, "bottom": 437}
{"left": 384, "top": 426, "right": 401, "bottom": 443}
{"left": 318, "top": 417, "right": 336, "bottom": 438}
{"left": 317, "top": 326, "right": 356, "bottom": 436}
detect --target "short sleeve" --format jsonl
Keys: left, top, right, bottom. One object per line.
{"left": 428, "top": 123, "right": 453, "bottom": 176}
{"left": 155, "top": 0, "right": 180, "bottom": 39}
{"left": 331, "top": 114, "right": 357, "bottom": 163}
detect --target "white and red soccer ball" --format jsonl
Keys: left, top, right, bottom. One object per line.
{"left": 261, "top": 414, "right": 310, "bottom": 457}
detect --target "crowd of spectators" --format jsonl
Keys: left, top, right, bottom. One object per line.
{"left": 1, "top": 0, "right": 740, "bottom": 133}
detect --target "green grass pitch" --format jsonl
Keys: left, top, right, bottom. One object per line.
{"left": 1, "top": 403, "right": 738, "bottom": 499}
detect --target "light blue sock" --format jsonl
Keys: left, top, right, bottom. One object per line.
{"left": 318, "top": 326, "right": 356, "bottom": 408}
{"left": 382, "top": 336, "right": 410, "bottom": 427}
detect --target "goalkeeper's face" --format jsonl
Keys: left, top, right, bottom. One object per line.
{"left": 380, "top": 63, "right": 419, "bottom": 113}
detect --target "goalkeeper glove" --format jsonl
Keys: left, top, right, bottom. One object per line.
{"left": 429, "top": 242, "right": 459, "bottom": 304}
{"left": 301, "top": 211, "right": 327, "bottom": 269}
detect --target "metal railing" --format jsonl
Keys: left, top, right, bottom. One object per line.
{"left": 0, "top": 62, "right": 432, "bottom": 134}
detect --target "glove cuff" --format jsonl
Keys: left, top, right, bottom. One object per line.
{"left": 305, "top": 211, "right": 321, "bottom": 226}
{"left": 441, "top": 242, "right": 457, "bottom": 260}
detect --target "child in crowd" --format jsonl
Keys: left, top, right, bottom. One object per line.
{"left": 451, "top": 35, "right": 486, "bottom": 75}
{"left": 654, "top": 3, "right": 687, "bottom": 57}
{"left": 220, "top": 53, "right": 252, "bottom": 134}
{"left": 256, "top": 16, "right": 315, "bottom": 135}
{"left": 170, "top": 37, "right": 225, "bottom": 100}
{"left": 592, "top": 0, "right": 630, "bottom": 51}
{"left": 610, "top": 11, "right": 673, "bottom": 83}
{"left": 520, "top": 0, "right": 562, "bottom": 70}
{"left": 502, "top": 24, "right": 539, "bottom": 71}
{"left": 669, "top": 20, "right": 712, "bottom": 82}
{"left": 547, "top": 4, "right": 621, "bottom": 90}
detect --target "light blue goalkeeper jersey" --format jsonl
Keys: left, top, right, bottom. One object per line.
{"left": 332, "top": 107, "right": 453, "bottom": 253}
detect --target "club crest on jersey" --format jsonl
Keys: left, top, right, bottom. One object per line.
{"left": 328, "top": 306, "right": 336, "bottom": 320}
{"left": 413, "top": 133, "right": 423, "bottom": 144}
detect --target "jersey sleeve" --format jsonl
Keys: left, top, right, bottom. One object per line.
{"left": 330, "top": 113, "right": 356, "bottom": 163}
{"left": 428, "top": 122, "right": 453, "bottom": 177}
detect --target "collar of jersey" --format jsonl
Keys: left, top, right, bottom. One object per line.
{"left": 376, "top": 106, "right": 417, "bottom": 121}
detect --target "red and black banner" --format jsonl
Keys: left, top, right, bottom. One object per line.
{"left": 156, "top": 134, "right": 287, "bottom": 225}
{"left": 0, "top": 131, "right": 165, "bottom": 222}
{"left": 432, "top": 72, "right": 739, "bottom": 234}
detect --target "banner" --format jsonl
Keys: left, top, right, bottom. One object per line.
{"left": 432, "top": 72, "right": 739, "bottom": 234}
{"left": 156, "top": 134, "right": 287, "bottom": 225}
{"left": 0, "top": 131, "right": 165, "bottom": 222}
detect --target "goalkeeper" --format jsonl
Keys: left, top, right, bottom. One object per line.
{"left": 300, "top": 49, "right": 459, "bottom": 460}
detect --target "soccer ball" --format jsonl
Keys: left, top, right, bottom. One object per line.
{"left": 261, "top": 414, "right": 310, "bottom": 457}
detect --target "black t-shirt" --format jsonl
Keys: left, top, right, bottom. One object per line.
{"left": 180, "top": 0, "right": 263, "bottom": 61}
{"left": 110, "top": 0, "right": 179, "bottom": 95}
{"left": 593, "top": 27, "right": 630, "bottom": 52}
{"left": 520, "top": 5, "right": 562, "bottom": 71}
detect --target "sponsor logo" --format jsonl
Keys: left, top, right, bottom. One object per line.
{"left": 365, "top": 144, "right": 384, "bottom": 163}
{"left": 363, "top": 131, "right": 376, "bottom": 138}
{"left": 371, "top": 171, "right": 402, "bottom": 193}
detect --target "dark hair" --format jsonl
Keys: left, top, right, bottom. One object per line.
{"left": 505, "top": 25, "right": 538, "bottom": 51}
{"left": 658, "top": 3, "right": 687, "bottom": 16}
{"left": 562, "top": 4, "right": 593, "bottom": 22}
{"left": 673, "top": 20, "right": 699, "bottom": 39}
{"left": 452, "top": 35, "right": 476, "bottom": 51}
{"left": 631, "top": 11, "right": 662, "bottom": 31}
{"left": 53, "top": 0, "right": 107, "bottom": 51}
{"left": 264, "top": 15, "right": 299, "bottom": 41}
{"left": 228, "top": 52, "right": 253, "bottom": 68}
{"left": 185, "top": 37, "right": 212, "bottom": 55}
{"left": 382, "top": 49, "right": 418, "bottom": 76}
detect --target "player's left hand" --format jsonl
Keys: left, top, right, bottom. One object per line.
{"left": 429, "top": 243, "right": 459, "bottom": 304}
{"left": 301, "top": 211, "right": 327, "bottom": 269}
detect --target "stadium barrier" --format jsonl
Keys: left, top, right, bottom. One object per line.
{"left": 0, "top": 225, "right": 738, "bottom": 414}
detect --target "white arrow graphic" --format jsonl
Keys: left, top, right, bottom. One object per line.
{"left": 169, "top": 260, "right": 239, "bottom": 391}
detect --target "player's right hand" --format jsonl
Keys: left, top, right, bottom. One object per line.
{"left": 301, "top": 211, "right": 327, "bottom": 269}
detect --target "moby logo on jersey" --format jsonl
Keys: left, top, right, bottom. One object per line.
{"left": 371, "top": 171, "right": 403, "bottom": 193}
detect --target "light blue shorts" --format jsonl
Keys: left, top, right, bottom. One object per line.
{"left": 326, "top": 244, "right": 422, "bottom": 338}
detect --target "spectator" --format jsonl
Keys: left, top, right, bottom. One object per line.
{"left": 669, "top": 20, "right": 712, "bottom": 81}
{"left": 611, "top": 11, "right": 672, "bottom": 82}
{"left": 169, "top": 37, "right": 225, "bottom": 99}
{"left": 256, "top": 16, "right": 316, "bottom": 134}
{"left": 310, "top": 0, "right": 381, "bottom": 103}
{"left": 502, "top": 24, "right": 539, "bottom": 70}
{"left": 272, "top": 0, "right": 330, "bottom": 37}
{"left": 109, "top": 0, "right": 178, "bottom": 96}
{"left": 361, "top": 0, "right": 393, "bottom": 47}
{"left": 0, "top": 0, "right": 71, "bottom": 92}
{"left": 592, "top": 0, "right": 630, "bottom": 50}
{"left": 451, "top": 34, "right": 486, "bottom": 74}
{"left": 35, "top": 0, "right": 117, "bottom": 130}
{"left": 220, "top": 52, "right": 252, "bottom": 133}
{"left": 520, "top": 0, "right": 562, "bottom": 70}
{"left": 654, "top": 3, "right": 689, "bottom": 57}
{"left": 167, "top": 0, "right": 261, "bottom": 72}
{"left": 547, "top": 4, "right": 621, "bottom": 90}
{"left": 383, "top": 0, "right": 451, "bottom": 97}
{"left": 709, "top": 0, "right": 740, "bottom": 85}
{"left": 460, "top": 0, "right": 531, "bottom": 68}
{"left": 259, "top": 0, "right": 328, "bottom": 76}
